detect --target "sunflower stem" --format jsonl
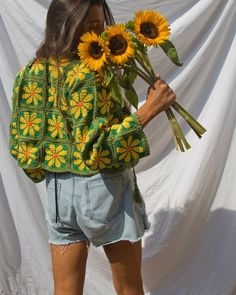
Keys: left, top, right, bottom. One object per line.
{"left": 165, "top": 108, "right": 185, "bottom": 151}
{"left": 168, "top": 107, "right": 191, "bottom": 150}
{"left": 135, "top": 53, "right": 156, "bottom": 82}
{"left": 123, "top": 64, "right": 153, "bottom": 86}
{"left": 171, "top": 102, "right": 207, "bottom": 138}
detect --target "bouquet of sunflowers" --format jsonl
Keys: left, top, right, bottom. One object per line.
{"left": 78, "top": 10, "right": 207, "bottom": 152}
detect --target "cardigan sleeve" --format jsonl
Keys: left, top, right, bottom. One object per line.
{"left": 64, "top": 66, "right": 150, "bottom": 171}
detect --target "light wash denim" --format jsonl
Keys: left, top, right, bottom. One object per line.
{"left": 45, "top": 168, "right": 151, "bottom": 248}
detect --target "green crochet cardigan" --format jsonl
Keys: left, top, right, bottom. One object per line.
{"left": 8, "top": 57, "right": 150, "bottom": 184}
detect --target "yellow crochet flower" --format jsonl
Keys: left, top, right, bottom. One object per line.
{"left": 47, "top": 115, "right": 65, "bottom": 139}
{"left": 19, "top": 112, "right": 42, "bottom": 137}
{"left": 48, "top": 87, "right": 57, "bottom": 107}
{"left": 29, "top": 59, "right": 45, "bottom": 75}
{"left": 74, "top": 126, "right": 93, "bottom": 150}
{"left": 48, "top": 58, "right": 70, "bottom": 78}
{"left": 65, "top": 63, "right": 90, "bottom": 87}
{"left": 22, "top": 82, "right": 42, "bottom": 105}
{"left": 18, "top": 142, "right": 38, "bottom": 165}
{"left": 69, "top": 89, "right": 93, "bottom": 119}
{"left": 87, "top": 147, "right": 111, "bottom": 170}
{"left": 117, "top": 135, "right": 144, "bottom": 162}
{"left": 110, "top": 116, "right": 134, "bottom": 134}
{"left": 73, "top": 149, "right": 87, "bottom": 170}
{"left": 60, "top": 96, "right": 69, "bottom": 113}
{"left": 108, "top": 113, "right": 120, "bottom": 126}
{"left": 24, "top": 168, "right": 45, "bottom": 181}
{"left": 45, "top": 144, "right": 67, "bottom": 168}
{"left": 97, "top": 88, "right": 114, "bottom": 114}
{"left": 11, "top": 121, "right": 18, "bottom": 139}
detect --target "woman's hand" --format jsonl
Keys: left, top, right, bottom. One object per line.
{"left": 137, "top": 74, "right": 177, "bottom": 128}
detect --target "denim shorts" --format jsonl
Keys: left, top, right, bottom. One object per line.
{"left": 45, "top": 168, "right": 151, "bottom": 248}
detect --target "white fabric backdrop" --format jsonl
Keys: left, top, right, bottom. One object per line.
{"left": 0, "top": 0, "right": 236, "bottom": 294}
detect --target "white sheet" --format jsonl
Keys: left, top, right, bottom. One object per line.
{"left": 0, "top": 0, "right": 236, "bottom": 294}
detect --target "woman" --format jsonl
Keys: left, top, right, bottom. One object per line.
{"left": 9, "top": 0, "right": 176, "bottom": 294}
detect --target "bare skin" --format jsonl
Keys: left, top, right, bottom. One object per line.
{"left": 49, "top": 4, "right": 177, "bottom": 295}
{"left": 50, "top": 240, "right": 144, "bottom": 295}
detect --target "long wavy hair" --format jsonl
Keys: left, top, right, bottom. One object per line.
{"left": 35, "top": 0, "right": 115, "bottom": 62}
{"left": 35, "top": 0, "right": 131, "bottom": 113}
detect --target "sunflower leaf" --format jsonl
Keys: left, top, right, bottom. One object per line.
{"left": 125, "top": 86, "right": 138, "bottom": 110}
{"left": 159, "top": 40, "right": 183, "bottom": 66}
{"left": 104, "top": 66, "right": 114, "bottom": 86}
{"left": 109, "top": 76, "right": 125, "bottom": 108}
{"left": 126, "top": 20, "right": 135, "bottom": 31}
{"left": 101, "top": 31, "right": 107, "bottom": 40}
{"left": 120, "top": 64, "right": 137, "bottom": 87}
{"left": 132, "top": 37, "right": 146, "bottom": 53}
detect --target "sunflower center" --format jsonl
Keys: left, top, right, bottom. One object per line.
{"left": 89, "top": 42, "right": 103, "bottom": 59}
{"left": 109, "top": 35, "right": 128, "bottom": 55}
{"left": 140, "top": 22, "right": 159, "bottom": 39}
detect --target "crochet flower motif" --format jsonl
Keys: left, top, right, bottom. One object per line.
{"left": 24, "top": 168, "right": 45, "bottom": 181}
{"left": 48, "top": 58, "right": 70, "bottom": 79}
{"left": 74, "top": 126, "right": 93, "bottom": 150}
{"left": 110, "top": 115, "right": 135, "bottom": 135}
{"left": 69, "top": 89, "right": 93, "bottom": 119}
{"left": 48, "top": 87, "right": 57, "bottom": 107}
{"left": 45, "top": 144, "right": 67, "bottom": 168}
{"left": 73, "top": 149, "right": 87, "bottom": 171}
{"left": 19, "top": 112, "right": 42, "bottom": 137}
{"left": 47, "top": 114, "right": 65, "bottom": 139}
{"left": 29, "top": 59, "right": 45, "bottom": 75}
{"left": 86, "top": 147, "right": 111, "bottom": 170}
{"left": 117, "top": 135, "right": 144, "bottom": 162}
{"left": 97, "top": 88, "right": 114, "bottom": 115}
{"left": 18, "top": 142, "right": 38, "bottom": 165}
{"left": 22, "top": 82, "right": 42, "bottom": 105}
{"left": 65, "top": 63, "right": 90, "bottom": 87}
{"left": 11, "top": 121, "right": 18, "bottom": 140}
{"left": 107, "top": 113, "right": 120, "bottom": 126}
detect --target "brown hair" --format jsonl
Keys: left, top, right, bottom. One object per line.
{"left": 35, "top": 0, "right": 131, "bottom": 113}
{"left": 35, "top": 0, "right": 115, "bottom": 62}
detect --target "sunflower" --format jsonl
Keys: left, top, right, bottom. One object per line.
{"left": 134, "top": 10, "right": 171, "bottom": 46}
{"left": 105, "top": 24, "right": 135, "bottom": 64}
{"left": 78, "top": 31, "right": 107, "bottom": 71}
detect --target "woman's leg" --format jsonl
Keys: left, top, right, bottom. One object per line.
{"left": 103, "top": 239, "right": 144, "bottom": 295}
{"left": 49, "top": 240, "right": 90, "bottom": 295}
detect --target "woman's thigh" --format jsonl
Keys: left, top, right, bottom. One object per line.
{"left": 103, "top": 239, "right": 144, "bottom": 294}
{"left": 49, "top": 241, "right": 90, "bottom": 295}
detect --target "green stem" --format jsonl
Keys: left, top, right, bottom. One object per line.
{"left": 135, "top": 52, "right": 157, "bottom": 82}
{"left": 168, "top": 107, "right": 191, "bottom": 150}
{"left": 124, "top": 65, "right": 153, "bottom": 86}
{"left": 165, "top": 108, "right": 185, "bottom": 152}
{"left": 171, "top": 102, "right": 207, "bottom": 137}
